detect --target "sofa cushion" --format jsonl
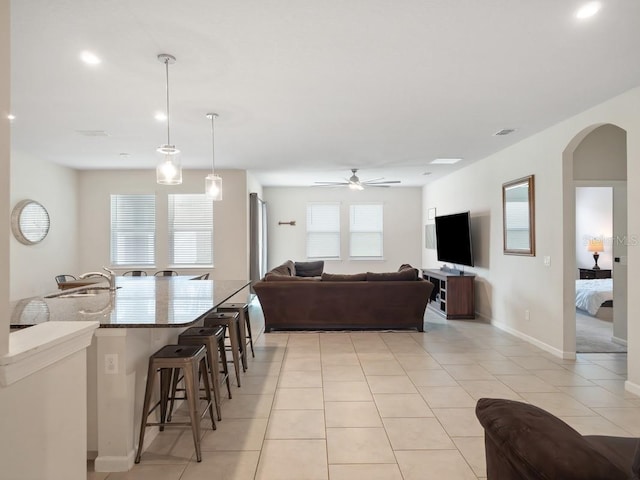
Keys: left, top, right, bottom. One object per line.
{"left": 367, "top": 269, "right": 419, "bottom": 281}
{"left": 398, "top": 263, "right": 415, "bottom": 272}
{"left": 265, "top": 273, "right": 318, "bottom": 281}
{"left": 269, "top": 260, "right": 295, "bottom": 277}
{"left": 321, "top": 272, "right": 367, "bottom": 282}
{"left": 295, "top": 261, "right": 324, "bottom": 277}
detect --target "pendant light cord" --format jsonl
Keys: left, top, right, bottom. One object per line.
{"left": 164, "top": 58, "right": 171, "bottom": 146}
{"left": 208, "top": 113, "right": 218, "bottom": 174}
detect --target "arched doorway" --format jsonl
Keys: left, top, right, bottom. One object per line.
{"left": 562, "top": 124, "right": 628, "bottom": 357}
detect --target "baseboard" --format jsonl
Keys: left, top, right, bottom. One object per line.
{"left": 490, "top": 320, "right": 576, "bottom": 360}
{"left": 94, "top": 450, "right": 136, "bottom": 473}
{"left": 625, "top": 379, "right": 640, "bottom": 397}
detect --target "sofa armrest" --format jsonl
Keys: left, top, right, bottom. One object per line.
{"left": 475, "top": 398, "right": 630, "bottom": 480}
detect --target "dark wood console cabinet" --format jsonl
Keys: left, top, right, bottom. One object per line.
{"left": 422, "top": 268, "right": 476, "bottom": 319}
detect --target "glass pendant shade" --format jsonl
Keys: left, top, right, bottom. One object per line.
{"left": 156, "top": 145, "right": 182, "bottom": 185}
{"left": 205, "top": 112, "right": 223, "bottom": 200}
{"left": 205, "top": 173, "right": 223, "bottom": 200}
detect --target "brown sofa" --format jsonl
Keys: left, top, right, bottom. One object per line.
{"left": 253, "top": 261, "right": 434, "bottom": 332}
{"left": 476, "top": 398, "right": 640, "bottom": 479}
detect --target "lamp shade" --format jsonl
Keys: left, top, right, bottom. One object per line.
{"left": 587, "top": 238, "right": 604, "bottom": 253}
{"left": 156, "top": 145, "right": 182, "bottom": 185}
{"left": 205, "top": 173, "right": 223, "bottom": 200}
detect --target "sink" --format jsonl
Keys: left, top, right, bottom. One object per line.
{"left": 45, "top": 286, "right": 119, "bottom": 299}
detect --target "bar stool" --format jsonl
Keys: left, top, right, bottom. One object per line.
{"left": 175, "top": 325, "right": 232, "bottom": 421}
{"left": 217, "top": 302, "right": 255, "bottom": 367}
{"left": 204, "top": 311, "right": 243, "bottom": 387}
{"left": 135, "top": 344, "right": 215, "bottom": 464}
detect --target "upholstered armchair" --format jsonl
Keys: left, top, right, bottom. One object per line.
{"left": 475, "top": 398, "right": 640, "bottom": 479}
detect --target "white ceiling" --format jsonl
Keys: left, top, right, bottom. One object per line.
{"left": 9, "top": 1, "right": 640, "bottom": 187}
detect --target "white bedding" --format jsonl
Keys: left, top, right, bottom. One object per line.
{"left": 575, "top": 278, "right": 613, "bottom": 316}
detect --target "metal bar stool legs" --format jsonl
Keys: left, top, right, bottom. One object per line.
{"left": 177, "top": 326, "right": 232, "bottom": 421}
{"left": 217, "top": 302, "right": 255, "bottom": 367}
{"left": 204, "top": 311, "right": 243, "bottom": 387}
{"left": 135, "top": 344, "right": 215, "bottom": 464}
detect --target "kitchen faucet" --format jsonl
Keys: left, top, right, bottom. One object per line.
{"left": 78, "top": 267, "right": 117, "bottom": 291}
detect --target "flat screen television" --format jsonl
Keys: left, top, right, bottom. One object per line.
{"left": 434, "top": 211, "right": 474, "bottom": 267}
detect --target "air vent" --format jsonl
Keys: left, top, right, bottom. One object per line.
{"left": 493, "top": 128, "right": 516, "bottom": 136}
{"left": 76, "top": 130, "right": 110, "bottom": 137}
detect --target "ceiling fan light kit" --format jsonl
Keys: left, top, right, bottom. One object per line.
{"left": 315, "top": 169, "right": 401, "bottom": 190}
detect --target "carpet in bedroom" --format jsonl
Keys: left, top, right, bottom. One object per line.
{"left": 576, "top": 309, "right": 627, "bottom": 353}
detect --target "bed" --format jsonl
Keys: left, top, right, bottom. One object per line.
{"left": 575, "top": 278, "right": 613, "bottom": 316}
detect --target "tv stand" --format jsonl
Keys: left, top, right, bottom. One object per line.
{"left": 422, "top": 268, "right": 475, "bottom": 319}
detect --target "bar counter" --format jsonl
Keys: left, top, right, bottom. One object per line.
{"left": 9, "top": 275, "right": 252, "bottom": 472}
{"left": 10, "top": 276, "right": 251, "bottom": 328}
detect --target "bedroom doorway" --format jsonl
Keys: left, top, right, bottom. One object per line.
{"left": 575, "top": 186, "right": 626, "bottom": 353}
{"left": 563, "top": 123, "right": 628, "bottom": 357}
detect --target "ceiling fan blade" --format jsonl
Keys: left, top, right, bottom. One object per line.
{"left": 367, "top": 184, "right": 391, "bottom": 188}
{"left": 314, "top": 181, "right": 349, "bottom": 185}
{"left": 361, "top": 177, "right": 384, "bottom": 183}
{"left": 364, "top": 180, "right": 401, "bottom": 185}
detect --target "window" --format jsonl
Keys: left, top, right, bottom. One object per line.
{"left": 306, "top": 203, "right": 340, "bottom": 259}
{"left": 110, "top": 195, "right": 156, "bottom": 266}
{"left": 350, "top": 203, "right": 383, "bottom": 258}
{"left": 168, "top": 194, "right": 213, "bottom": 266}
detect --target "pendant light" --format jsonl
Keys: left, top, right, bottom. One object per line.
{"left": 156, "top": 53, "right": 182, "bottom": 185}
{"left": 205, "top": 113, "right": 223, "bottom": 200}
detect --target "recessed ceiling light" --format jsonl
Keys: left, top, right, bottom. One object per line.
{"left": 422, "top": 171, "right": 432, "bottom": 176}
{"left": 7, "top": 114, "right": 15, "bottom": 120}
{"left": 155, "top": 112, "right": 167, "bottom": 121}
{"left": 80, "top": 51, "right": 101, "bottom": 65}
{"left": 119, "top": 153, "right": 131, "bottom": 158}
{"left": 576, "top": 2, "right": 601, "bottom": 19}
{"left": 431, "top": 158, "right": 462, "bottom": 165}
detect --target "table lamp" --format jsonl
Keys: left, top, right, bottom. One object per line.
{"left": 587, "top": 238, "right": 604, "bottom": 270}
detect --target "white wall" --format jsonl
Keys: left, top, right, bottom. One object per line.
{"left": 0, "top": 0, "right": 9, "bottom": 356}
{"left": 77, "top": 169, "right": 250, "bottom": 280}
{"left": 10, "top": 150, "right": 79, "bottom": 299}
{"left": 576, "top": 187, "right": 612, "bottom": 271}
{"left": 264, "top": 187, "right": 423, "bottom": 274}
{"left": 422, "top": 85, "right": 640, "bottom": 393}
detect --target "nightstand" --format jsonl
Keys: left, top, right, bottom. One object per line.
{"left": 579, "top": 268, "right": 611, "bottom": 279}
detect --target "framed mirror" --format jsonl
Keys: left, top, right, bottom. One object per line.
{"left": 502, "top": 175, "right": 535, "bottom": 256}
{"left": 11, "top": 199, "right": 51, "bottom": 245}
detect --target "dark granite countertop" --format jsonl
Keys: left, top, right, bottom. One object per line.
{"left": 10, "top": 276, "right": 251, "bottom": 328}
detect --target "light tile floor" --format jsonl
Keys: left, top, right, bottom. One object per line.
{"left": 88, "top": 309, "right": 639, "bottom": 480}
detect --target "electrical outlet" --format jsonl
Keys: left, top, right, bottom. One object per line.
{"left": 105, "top": 353, "right": 118, "bottom": 375}
{"left": 525, "top": 310, "right": 530, "bottom": 321}
{"left": 543, "top": 256, "right": 551, "bottom": 267}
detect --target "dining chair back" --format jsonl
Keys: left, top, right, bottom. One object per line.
{"left": 55, "top": 274, "right": 77, "bottom": 285}
{"left": 123, "top": 270, "right": 147, "bottom": 276}
{"left": 154, "top": 270, "right": 178, "bottom": 277}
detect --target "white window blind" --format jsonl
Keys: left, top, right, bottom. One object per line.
{"left": 110, "top": 195, "right": 156, "bottom": 266}
{"left": 168, "top": 194, "right": 213, "bottom": 266}
{"left": 306, "top": 203, "right": 340, "bottom": 259}
{"left": 350, "top": 203, "right": 383, "bottom": 258}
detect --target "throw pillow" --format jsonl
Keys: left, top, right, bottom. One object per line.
{"left": 295, "top": 260, "right": 324, "bottom": 277}
{"left": 268, "top": 260, "right": 295, "bottom": 277}
{"left": 321, "top": 272, "right": 367, "bottom": 282}
{"left": 366, "top": 269, "right": 419, "bottom": 281}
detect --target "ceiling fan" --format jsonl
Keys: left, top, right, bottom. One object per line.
{"left": 314, "top": 169, "right": 401, "bottom": 190}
